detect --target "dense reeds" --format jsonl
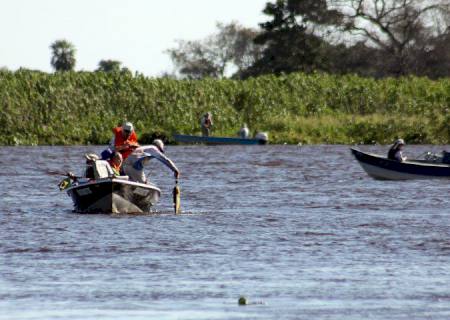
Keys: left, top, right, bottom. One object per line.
{"left": 0, "top": 69, "right": 448, "bottom": 145}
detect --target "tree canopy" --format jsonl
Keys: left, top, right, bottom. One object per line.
{"left": 166, "top": 22, "right": 263, "bottom": 79}
{"left": 341, "top": 0, "right": 450, "bottom": 76}
{"left": 166, "top": 0, "right": 450, "bottom": 79}
{"left": 50, "top": 39, "right": 76, "bottom": 72}
{"left": 96, "top": 59, "right": 123, "bottom": 73}
{"left": 241, "top": 0, "right": 345, "bottom": 77}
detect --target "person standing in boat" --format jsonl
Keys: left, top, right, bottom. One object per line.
{"left": 122, "top": 139, "right": 180, "bottom": 183}
{"left": 388, "top": 139, "right": 407, "bottom": 162}
{"left": 238, "top": 123, "right": 250, "bottom": 139}
{"left": 200, "top": 112, "right": 213, "bottom": 137}
{"left": 110, "top": 122, "right": 139, "bottom": 160}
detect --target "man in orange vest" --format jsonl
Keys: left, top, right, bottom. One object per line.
{"left": 110, "top": 122, "right": 139, "bottom": 160}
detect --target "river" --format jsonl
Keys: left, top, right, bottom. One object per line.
{"left": 1, "top": 145, "right": 449, "bottom": 319}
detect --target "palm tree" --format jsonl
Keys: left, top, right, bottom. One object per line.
{"left": 50, "top": 39, "right": 76, "bottom": 71}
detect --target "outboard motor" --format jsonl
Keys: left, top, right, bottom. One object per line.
{"left": 255, "top": 132, "right": 269, "bottom": 145}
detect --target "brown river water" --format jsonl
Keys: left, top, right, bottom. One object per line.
{"left": 0, "top": 145, "right": 449, "bottom": 320}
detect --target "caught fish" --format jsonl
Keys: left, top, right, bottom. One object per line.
{"left": 172, "top": 180, "right": 181, "bottom": 214}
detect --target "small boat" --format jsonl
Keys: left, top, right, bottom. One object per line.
{"left": 66, "top": 178, "right": 161, "bottom": 214}
{"left": 351, "top": 148, "right": 450, "bottom": 180}
{"left": 174, "top": 134, "right": 268, "bottom": 145}
{"left": 63, "top": 160, "right": 160, "bottom": 213}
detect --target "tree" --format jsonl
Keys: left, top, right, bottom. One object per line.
{"left": 166, "top": 22, "right": 263, "bottom": 79}
{"left": 50, "top": 39, "right": 76, "bottom": 72}
{"left": 241, "top": 0, "right": 345, "bottom": 78}
{"left": 414, "top": 32, "right": 450, "bottom": 78}
{"left": 96, "top": 59, "right": 123, "bottom": 72}
{"left": 242, "top": 0, "right": 450, "bottom": 78}
{"left": 339, "top": 0, "right": 450, "bottom": 76}
{"left": 167, "top": 40, "right": 222, "bottom": 79}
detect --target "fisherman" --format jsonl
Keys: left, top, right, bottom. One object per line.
{"left": 107, "top": 152, "right": 123, "bottom": 176}
{"left": 110, "top": 121, "right": 139, "bottom": 160}
{"left": 388, "top": 138, "right": 407, "bottom": 162}
{"left": 59, "top": 153, "right": 99, "bottom": 189}
{"left": 238, "top": 123, "right": 250, "bottom": 139}
{"left": 100, "top": 147, "right": 123, "bottom": 175}
{"left": 200, "top": 112, "right": 213, "bottom": 137}
{"left": 84, "top": 153, "right": 100, "bottom": 179}
{"left": 122, "top": 139, "right": 180, "bottom": 183}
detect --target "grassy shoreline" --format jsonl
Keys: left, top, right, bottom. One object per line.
{"left": 0, "top": 70, "right": 448, "bottom": 145}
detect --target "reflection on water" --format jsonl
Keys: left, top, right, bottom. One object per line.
{"left": 0, "top": 145, "right": 449, "bottom": 320}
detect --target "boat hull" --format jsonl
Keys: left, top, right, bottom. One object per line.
{"left": 66, "top": 179, "right": 161, "bottom": 213}
{"left": 351, "top": 148, "right": 450, "bottom": 180}
{"left": 174, "top": 134, "right": 267, "bottom": 145}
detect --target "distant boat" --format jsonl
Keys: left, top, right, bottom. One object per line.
{"left": 174, "top": 134, "right": 268, "bottom": 145}
{"left": 351, "top": 148, "right": 450, "bottom": 180}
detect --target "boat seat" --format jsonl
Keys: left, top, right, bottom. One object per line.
{"left": 114, "top": 175, "right": 129, "bottom": 180}
{"left": 93, "top": 160, "right": 115, "bottom": 179}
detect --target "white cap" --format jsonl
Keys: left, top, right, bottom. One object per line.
{"left": 153, "top": 139, "right": 165, "bottom": 153}
{"left": 85, "top": 153, "right": 99, "bottom": 161}
{"left": 122, "top": 122, "right": 134, "bottom": 132}
{"left": 395, "top": 138, "right": 405, "bottom": 145}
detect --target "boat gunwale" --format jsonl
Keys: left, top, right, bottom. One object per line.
{"left": 66, "top": 177, "right": 161, "bottom": 194}
{"left": 173, "top": 134, "right": 267, "bottom": 145}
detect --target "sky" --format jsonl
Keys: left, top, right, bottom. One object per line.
{"left": 0, "top": 0, "right": 268, "bottom": 76}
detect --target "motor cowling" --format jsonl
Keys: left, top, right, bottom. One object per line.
{"left": 255, "top": 132, "right": 269, "bottom": 143}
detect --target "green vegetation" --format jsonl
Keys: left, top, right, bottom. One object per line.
{"left": 0, "top": 69, "right": 448, "bottom": 145}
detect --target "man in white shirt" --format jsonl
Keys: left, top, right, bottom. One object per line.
{"left": 238, "top": 123, "right": 250, "bottom": 139}
{"left": 122, "top": 140, "right": 180, "bottom": 183}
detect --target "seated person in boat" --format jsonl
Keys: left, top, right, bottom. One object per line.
{"left": 84, "top": 153, "right": 119, "bottom": 180}
{"left": 200, "top": 112, "right": 213, "bottom": 137}
{"left": 107, "top": 152, "right": 123, "bottom": 176}
{"left": 84, "top": 153, "right": 100, "bottom": 179}
{"left": 110, "top": 121, "right": 139, "bottom": 160}
{"left": 122, "top": 139, "right": 180, "bottom": 183}
{"left": 101, "top": 148, "right": 123, "bottom": 173}
{"left": 60, "top": 153, "right": 101, "bottom": 187}
{"left": 238, "top": 123, "right": 250, "bottom": 139}
{"left": 388, "top": 139, "right": 407, "bottom": 162}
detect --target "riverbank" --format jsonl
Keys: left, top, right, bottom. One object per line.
{"left": 0, "top": 70, "right": 448, "bottom": 145}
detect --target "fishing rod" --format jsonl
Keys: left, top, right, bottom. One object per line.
{"left": 46, "top": 170, "right": 81, "bottom": 179}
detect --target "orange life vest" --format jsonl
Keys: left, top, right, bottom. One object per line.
{"left": 113, "top": 127, "right": 138, "bottom": 160}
